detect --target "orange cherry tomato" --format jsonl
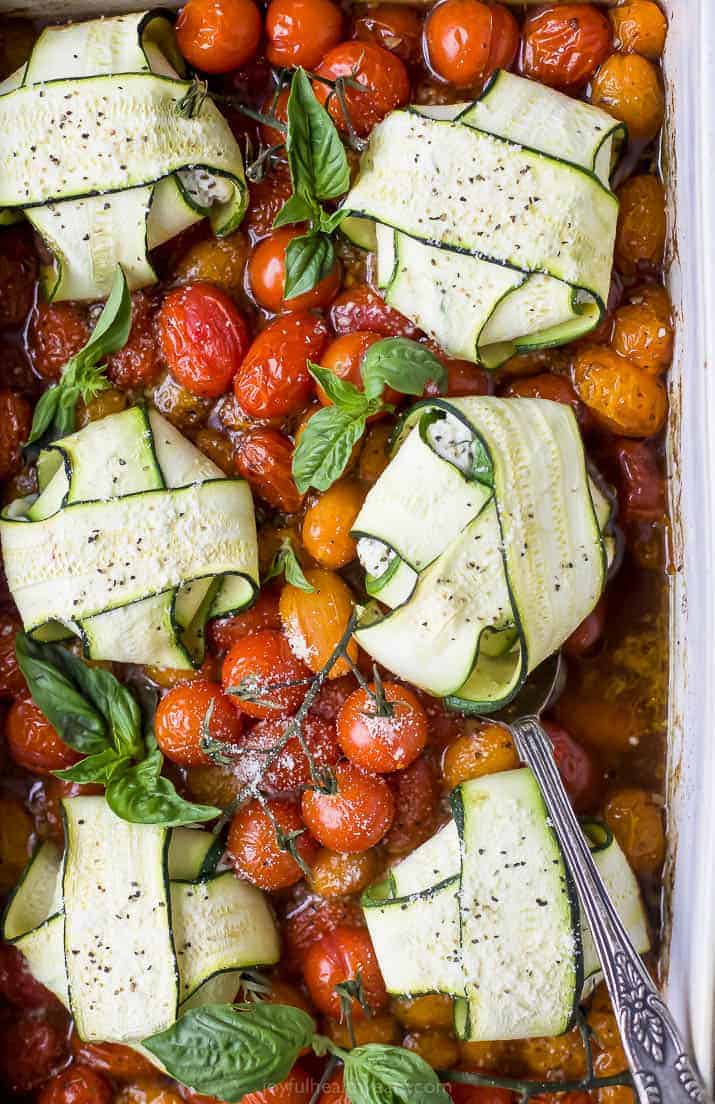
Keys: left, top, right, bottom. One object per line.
{"left": 329, "top": 283, "right": 423, "bottom": 339}
{"left": 317, "top": 331, "right": 400, "bottom": 408}
{"left": 302, "top": 479, "right": 365, "bottom": 570}
{"left": 590, "top": 52, "right": 664, "bottom": 141}
{"left": 29, "top": 302, "right": 90, "bottom": 381}
{"left": 228, "top": 797, "right": 319, "bottom": 889}
{"left": 176, "top": 0, "right": 262, "bottom": 73}
{"left": 158, "top": 283, "right": 251, "bottom": 398}
{"left": 236, "top": 713, "right": 339, "bottom": 792}
{"left": 563, "top": 596, "right": 607, "bottom": 658}
{"left": 234, "top": 311, "right": 328, "bottom": 418}
{"left": 248, "top": 227, "right": 342, "bottom": 313}
{"left": 279, "top": 568, "right": 358, "bottom": 679}
{"left": 543, "top": 720, "right": 602, "bottom": 813}
{"left": 520, "top": 4, "right": 612, "bottom": 90}
{"left": 383, "top": 754, "right": 441, "bottom": 858}
{"left": 0, "top": 390, "right": 31, "bottom": 482}
{"left": 603, "top": 786, "right": 665, "bottom": 876}
{"left": 425, "top": 0, "right": 519, "bottom": 88}
{"left": 571, "top": 345, "right": 667, "bottom": 437}
{"left": 222, "top": 629, "right": 312, "bottom": 719}
{"left": 241, "top": 1063, "right": 314, "bottom": 1104}
{"left": 266, "top": 0, "right": 343, "bottom": 68}
{"left": 303, "top": 925, "right": 387, "bottom": 1019}
{"left": 235, "top": 428, "right": 304, "bottom": 514}
{"left": 0, "top": 1013, "right": 69, "bottom": 1095}
{"left": 38, "top": 1065, "right": 113, "bottom": 1104}
{"left": 208, "top": 589, "right": 282, "bottom": 654}
{"left": 355, "top": 5, "right": 422, "bottom": 63}
{"left": 0, "top": 943, "right": 59, "bottom": 1009}
{"left": 301, "top": 761, "right": 394, "bottom": 851}
{"left": 6, "top": 697, "right": 83, "bottom": 774}
{"left": 70, "top": 1034, "right": 156, "bottom": 1081}
{"left": 314, "top": 42, "right": 410, "bottom": 136}
{"left": 337, "top": 682, "right": 428, "bottom": 772}
{"left": 442, "top": 722, "right": 519, "bottom": 790}
{"left": 610, "top": 0, "right": 667, "bottom": 60}
{"left": 107, "top": 290, "right": 161, "bottom": 389}
{"left": 154, "top": 680, "right": 241, "bottom": 767}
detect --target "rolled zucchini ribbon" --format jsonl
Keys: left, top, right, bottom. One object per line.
{"left": 0, "top": 11, "right": 246, "bottom": 301}
{"left": 352, "top": 396, "right": 616, "bottom": 713}
{"left": 0, "top": 406, "right": 259, "bottom": 669}
{"left": 342, "top": 70, "right": 623, "bottom": 367}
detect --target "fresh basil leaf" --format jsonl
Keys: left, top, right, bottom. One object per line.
{"left": 308, "top": 363, "right": 370, "bottom": 413}
{"left": 273, "top": 192, "right": 316, "bottom": 229}
{"left": 15, "top": 634, "right": 109, "bottom": 755}
{"left": 79, "top": 265, "right": 132, "bottom": 365}
{"left": 55, "top": 747, "right": 130, "bottom": 785}
{"left": 319, "top": 206, "right": 349, "bottom": 235}
{"left": 25, "top": 387, "right": 61, "bottom": 450}
{"left": 286, "top": 68, "right": 350, "bottom": 203}
{"left": 265, "top": 539, "right": 315, "bottom": 592}
{"left": 284, "top": 232, "right": 335, "bottom": 301}
{"left": 360, "top": 338, "right": 447, "bottom": 402}
{"left": 143, "top": 1002, "right": 316, "bottom": 1102}
{"left": 106, "top": 749, "right": 219, "bottom": 827}
{"left": 292, "top": 404, "right": 368, "bottom": 493}
{"left": 343, "top": 1045, "right": 452, "bottom": 1104}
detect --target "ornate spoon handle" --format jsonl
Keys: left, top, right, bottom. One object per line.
{"left": 511, "top": 715, "right": 709, "bottom": 1104}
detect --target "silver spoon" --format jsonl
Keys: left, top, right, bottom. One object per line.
{"left": 499, "top": 654, "right": 710, "bottom": 1104}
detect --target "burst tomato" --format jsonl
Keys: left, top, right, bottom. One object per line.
{"left": 38, "top": 1065, "right": 113, "bottom": 1104}
{"left": 520, "top": 4, "right": 612, "bottom": 90}
{"left": 6, "top": 696, "right": 83, "bottom": 774}
{"left": 266, "top": 0, "right": 343, "bottom": 68}
{"left": 221, "top": 629, "right": 311, "bottom": 719}
{"left": 0, "top": 943, "right": 59, "bottom": 1009}
{"left": 301, "top": 761, "right": 394, "bottom": 852}
{"left": 543, "top": 720, "right": 602, "bottom": 812}
{"left": 29, "top": 302, "right": 90, "bottom": 380}
{"left": 0, "top": 390, "right": 31, "bottom": 481}
{"left": 106, "top": 290, "right": 161, "bottom": 389}
{"left": 234, "top": 312, "right": 328, "bottom": 418}
{"left": 236, "top": 713, "right": 340, "bottom": 792}
{"left": 355, "top": 5, "right": 422, "bottom": 63}
{"left": 303, "top": 925, "right": 387, "bottom": 1019}
{"left": 228, "top": 798, "right": 319, "bottom": 889}
{"left": 317, "top": 332, "right": 400, "bottom": 408}
{"left": 208, "top": 589, "right": 282, "bottom": 654}
{"left": 70, "top": 1034, "right": 157, "bottom": 1081}
{"left": 0, "top": 1012, "right": 69, "bottom": 1094}
{"left": 235, "top": 428, "right": 304, "bottom": 514}
{"left": 329, "top": 284, "right": 422, "bottom": 339}
{"left": 314, "top": 42, "right": 410, "bottom": 136}
{"left": 425, "top": 0, "right": 519, "bottom": 87}
{"left": 176, "top": 0, "right": 262, "bottom": 73}
{"left": 154, "top": 679, "right": 241, "bottom": 766}
{"left": 384, "top": 754, "right": 441, "bottom": 857}
{"left": 158, "top": 283, "right": 251, "bottom": 397}
{"left": 337, "top": 682, "right": 428, "bottom": 772}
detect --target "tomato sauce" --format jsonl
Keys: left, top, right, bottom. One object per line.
{"left": 0, "top": 2, "right": 670, "bottom": 1100}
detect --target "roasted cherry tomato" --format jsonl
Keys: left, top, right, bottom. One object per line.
{"left": 248, "top": 227, "right": 342, "bottom": 313}
{"left": 317, "top": 331, "right": 400, "bottom": 408}
{"left": 241, "top": 1063, "right": 314, "bottom": 1104}
{"left": 0, "top": 225, "right": 37, "bottom": 328}
{"left": 383, "top": 754, "right": 441, "bottom": 858}
{"left": 302, "top": 479, "right": 365, "bottom": 569}
{"left": 303, "top": 925, "right": 387, "bottom": 1019}
{"left": 329, "top": 283, "right": 422, "bottom": 339}
{"left": 282, "top": 891, "right": 364, "bottom": 972}
{"left": 154, "top": 679, "right": 241, "bottom": 766}
{"left": 236, "top": 713, "right": 339, "bottom": 792}
{"left": 608, "top": 437, "right": 665, "bottom": 525}
{"left": 317, "top": 1069, "right": 350, "bottom": 1104}
{"left": 610, "top": 0, "right": 667, "bottom": 59}
{"left": 442, "top": 721, "right": 519, "bottom": 790}
{"left": 70, "top": 1034, "right": 157, "bottom": 1081}
{"left": 301, "top": 761, "right": 394, "bottom": 852}
{"left": 6, "top": 696, "right": 83, "bottom": 774}
{"left": 503, "top": 371, "right": 591, "bottom": 432}
{"left": 603, "top": 786, "right": 665, "bottom": 875}
{"left": 228, "top": 798, "right": 319, "bottom": 889}
{"left": 235, "top": 428, "right": 304, "bottom": 514}
{"left": 0, "top": 390, "right": 31, "bottom": 481}
{"left": 29, "top": 302, "right": 90, "bottom": 380}
{"left": 106, "top": 290, "right": 161, "bottom": 389}
{"left": 0, "top": 943, "right": 59, "bottom": 1009}
{"left": 208, "top": 588, "right": 282, "bottom": 654}
{"left": 563, "top": 596, "right": 607, "bottom": 657}
{"left": 611, "top": 289, "right": 673, "bottom": 374}
{"left": 266, "top": 0, "right": 343, "bottom": 68}
{"left": 314, "top": 42, "right": 410, "bottom": 136}
{"left": 447, "top": 1087, "right": 516, "bottom": 1104}
{"left": 337, "top": 682, "right": 428, "bottom": 772}
{"left": 246, "top": 167, "right": 294, "bottom": 240}
{"left": 176, "top": 0, "right": 262, "bottom": 73}
{"left": 38, "top": 1065, "right": 113, "bottom": 1104}
{"left": 355, "top": 4, "right": 422, "bottom": 63}
{"left": 543, "top": 720, "right": 602, "bottom": 812}
{"left": 571, "top": 345, "right": 667, "bottom": 437}
{"left": 0, "top": 1012, "right": 69, "bottom": 1094}
{"left": 590, "top": 52, "right": 664, "bottom": 140}
{"left": 520, "top": 4, "right": 612, "bottom": 90}
{"left": 221, "top": 628, "right": 311, "bottom": 719}
{"left": 425, "top": 0, "right": 519, "bottom": 88}
{"left": 427, "top": 356, "right": 491, "bottom": 398}
{"left": 158, "top": 283, "right": 251, "bottom": 398}
{"left": 614, "top": 175, "right": 666, "bottom": 277}
{"left": 309, "top": 846, "right": 379, "bottom": 897}
{"left": 234, "top": 311, "right": 328, "bottom": 418}
{"left": 279, "top": 568, "right": 359, "bottom": 678}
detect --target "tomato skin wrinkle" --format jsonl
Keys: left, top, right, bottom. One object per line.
{"left": 158, "top": 282, "right": 251, "bottom": 397}
{"left": 234, "top": 312, "right": 329, "bottom": 418}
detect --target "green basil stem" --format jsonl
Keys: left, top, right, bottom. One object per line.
{"left": 442, "top": 1068, "right": 634, "bottom": 1099}
{"left": 328, "top": 79, "right": 367, "bottom": 154}
{"left": 214, "top": 611, "right": 358, "bottom": 834}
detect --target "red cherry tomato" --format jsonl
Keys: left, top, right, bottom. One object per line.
{"left": 317, "top": 1070, "right": 350, "bottom": 1104}
{"left": 29, "top": 302, "right": 90, "bottom": 380}
{"left": 38, "top": 1064, "right": 113, "bottom": 1104}
{"left": 543, "top": 720, "right": 602, "bottom": 812}
{"left": 303, "top": 925, "right": 387, "bottom": 1019}
{"left": 0, "top": 390, "right": 31, "bottom": 481}
{"left": 248, "top": 227, "right": 342, "bottom": 313}
{"left": 234, "top": 311, "right": 328, "bottom": 418}
{"left": 314, "top": 42, "right": 410, "bottom": 136}
{"left": 504, "top": 372, "right": 592, "bottom": 432}
{"left": 383, "top": 753, "right": 441, "bottom": 858}
{"left": 301, "top": 761, "right": 395, "bottom": 852}
{"left": 317, "top": 332, "right": 400, "bottom": 409}
{"left": 70, "top": 1032, "right": 157, "bottom": 1081}
{"left": 337, "top": 682, "right": 428, "bottom": 772}
{"left": 241, "top": 1063, "right": 314, "bottom": 1104}
{"left": 355, "top": 5, "right": 422, "bottom": 63}
{"left": 221, "top": 629, "right": 311, "bottom": 719}
{"left": 261, "top": 87, "right": 290, "bottom": 149}
{"left": 608, "top": 438, "right": 665, "bottom": 525}
{"left": 309, "top": 674, "right": 357, "bottom": 723}
{"left": 0, "top": 225, "right": 37, "bottom": 328}
{"left": 239, "top": 714, "right": 340, "bottom": 792}
{"left": 425, "top": 355, "right": 492, "bottom": 398}
{"left": 266, "top": 0, "right": 343, "bottom": 68}
{"left": 329, "top": 283, "right": 423, "bottom": 339}
{"left": 0, "top": 943, "right": 59, "bottom": 1009}
{"left": 520, "top": 4, "right": 612, "bottom": 90}
{"left": 208, "top": 589, "right": 282, "bottom": 654}
{"left": 563, "top": 596, "right": 607, "bottom": 658}
{"left": 176, "top": 0, "right": 262, "bottom": 73}
{"left": 235, "top": 428, "right": 304, "bottom": 514}
{"left": 158, "top": 283, "right": 251, "bottom": 397}
{"left": 106, "top": 290, "right": 161, "bottom": 389}
{"left": 282, "top": 892, "right": 364, "bottom": 972}
{"left": 425, "top": 0, "right": 519, "bottom": 87}
{"left": 0, "top": 1012, "right": 69, "bottom": 1094}
{"left": 447, "top": 1086, "right": 515, "bottom": 1104}
{"left": 247, "top": 167, "right": 294, "bottom": 240}
{"left": 6, "top": 697, "right": 83, "bottom": 774}
{"left": 154, "top": 680, "right": 241, "bottom": 766}
{"left": 228, "top": 798, "right": 318, "bottom": 889}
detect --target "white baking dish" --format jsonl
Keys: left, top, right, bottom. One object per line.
{"left": 1, "top": 0, "right": 713, "bottom": 1086}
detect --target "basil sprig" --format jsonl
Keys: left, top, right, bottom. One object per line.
{"left": 142, "top": 1002, "right": 451, "bottom": 1104}
{"left": 25, "top": 266, "right": 132, "bottom": 452}
{"left": 293, "top": 338, "right": 447, "bottom": 492}
{"left": 15, "top": 633, "right": 219, "bottom": 827}
{"left": 264, "top": 538, "right": 315, "bottom": 592}
{"left": 274, "top": 68, "right": 350, "bottom": 300}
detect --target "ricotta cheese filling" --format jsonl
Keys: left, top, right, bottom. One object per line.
{"left": 357, "top": 536, "right": 397, "bottom": 580}
{"left": 426, "top": 412, "right": 477, "bottom": 474}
